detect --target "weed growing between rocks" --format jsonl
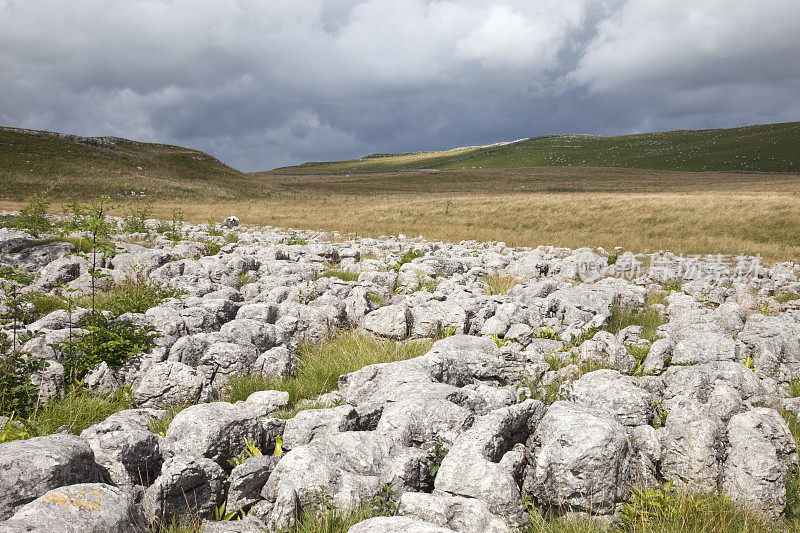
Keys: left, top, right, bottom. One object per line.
{"left": 480, "top": 274, "right": 520, "bottom": 295}
{"left": 149, "top": 402, "right": 191, "bottom": 437}
{"left": 84, "top": 276, "right": 184, "bottom": 316}
{"left": 286, "top": 485, "right": 397, "bottom": 533}
{"left": 391, "top": 248, "right": 423, "bottom": 273}
{"left": 607, "top": 302, "right": 667, "bottom": 342}
{"left": 1, "top": 387, "right": 134, "bottom": 442}
{"left": 222, "top": 331, "right": 433, "bottom": 408}
{"left": 316, "top": 269, "right": 359, "bottom": 282}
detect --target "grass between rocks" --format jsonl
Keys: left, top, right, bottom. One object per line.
{"left": 607, "top": 303, "right": 667, "bottom": 342}
{"left": 82, "top": 276, "right": 185, "bottom": 317}
{"left": 222, "top": 331, "right": 433, "bottom": 407}
{"left": 525, "top": 490, "right": 788, "bottom": 532}
{"left": 315, "top": 269, "right": 359, "bottom": 282}
{"left": 0, "top": 387, "right": 134, "bottom": 442}
{"left": 480, "top": 274, "right": 521, "bottom": 295}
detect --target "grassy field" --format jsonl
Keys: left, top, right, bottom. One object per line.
{"left": 3, "top": 124, "right": 800, "bottom": 263}
{"left": 284, "top": 122, "right": 800, "bottom": 174}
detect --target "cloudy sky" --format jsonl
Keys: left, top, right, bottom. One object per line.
{"left": 1, "top": 0, "right": 799, "bottom": 171}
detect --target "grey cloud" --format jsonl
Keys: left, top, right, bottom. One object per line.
{"left": 0, "top": 0, "right": 798, "bottom": 171}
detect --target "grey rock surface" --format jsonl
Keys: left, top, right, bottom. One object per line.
{"left": 0, "top": 483, "right": 139, "bottom": 533}
{"left": 0, "top": 434, "right": 107, "bottom": 520}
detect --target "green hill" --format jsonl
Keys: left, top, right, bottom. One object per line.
{"left": 0, "top": 127, "right": 249, "bottom": 201}
{"left": 283, "top": 122, "right": 800, "bottom": 174}
{"left": 273, "top": 143, "right": 511, "bottom": 173}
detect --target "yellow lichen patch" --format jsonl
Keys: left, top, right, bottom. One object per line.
{"left": 43, "top": 489, "right": 103, "bottom": 512}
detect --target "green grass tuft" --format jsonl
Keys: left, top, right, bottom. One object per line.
{"left": 317, "top": 269, "right": 359, "bottom": 282}
{"left": 222, "top": 331, "right": 433, "bottom": 408}
{"left": 607, "top": 303, "right": 667, "bottom": 342}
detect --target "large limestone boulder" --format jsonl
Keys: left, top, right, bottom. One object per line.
{"left": 0, "top": 434, "right": 106, "bottom": 519}
{"left": 165, "top": 402, "right": 266, "bottom": 470}
{"left": 80, "top": 408, "right": 163, "bottom": 486}
{"left": 524, "top": 401, "right": 637, "bottom": 514}
{"left": 143, "top": 456, "right": 226, "bottom": 524}
{"left": 348, "top": 516, "right": 456, "bottom": 533}
{"left": 0, "top": 483, "right": 140, "bottom": 533}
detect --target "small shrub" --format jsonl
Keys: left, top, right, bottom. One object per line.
{"left": 121, "top": 201, "right": 152, "bottom": 234}
{"left": 410, "top": 272, "right": 437, "bottom": 293}
{"left": 0, "top": 332, "right": 44, "bottom": 418}
{"left": 203, "top": 239, "right": 222, "bottom": 256}
{"left": 480, "top": 275, "right": 520, "bottom": 296}
{"left": 205, "top": 217, "right": 224, "bottom": 237}
{"left": 607, "top": 253, "right": 618, "bottom": 265}
{"left": 391, "top": 249, "right": 424, "bottom": 273}
{"left": 317, "top": 269, "right": 359, "bottom": 282}
{"left": 224, "top": 231, "right": 239, "bottom": 244}
{"left": 54, "top": 314, "right": 159, "bottom": 385}
{"left": 13, "top": 194, "right": 52, "bottom": 236}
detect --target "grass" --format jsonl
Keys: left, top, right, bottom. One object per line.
{"left": 316, "top": 269, "right": 359, "bottom": 282}
{"left": 776, "top": 292, "right": 800, "bottom": 303}
{"left": 81, "top": 276, "right": 184, "bottom": 317}
{"left": 280, "top": 122, "right": 800, "bottom": 174}
{"left": 289, "top": 502, "right": 385, "bottom": 533}
{"left": 607, "top": 303, "right": 668, "bottom": 342}
{"left": 480, "top": 275, "right": 520, "bottom": 295}
{"left": 148, "top": 402, "right": 191, "bottom": 437}
{"left": 436, "top": 122, "right": 800, "bottom": 173}
{"left": 222, "top": 330, "right": 433, "bottom": 407}
{"left": 27, "top": 292, "right": 68, "bottom": 318}
{"left": 1, "top": 387, "right": 134, "bottom": 442}
{"left": 0, "top": 127, "right": 247, "bottom": 202}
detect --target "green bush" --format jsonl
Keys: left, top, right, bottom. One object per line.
{"left": 286, "top": 232, "right": 308, "bottom": 245}
{"left": 0, "top": 332, "right": 44, "bottom": 418}
{"left": 203, "top": 239, "right": 222, "bottom": 256}
{"left": 205, "top": 217, "right": 223, "bottom": 237}
{"left": 121, "top": 201, "right": 152, "bottom": 234}
{"left": 13, "top": 194, "right": 52, "bottom": 236}
{"left": 54, "top": 314, "right": 159, "bottom": 385}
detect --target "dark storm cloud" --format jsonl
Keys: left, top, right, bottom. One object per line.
{"left": 1, "top": 0, "right": 798, "bottom": 171}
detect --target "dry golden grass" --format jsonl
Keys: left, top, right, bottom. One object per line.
{"left": 3, "top": 166, "right": 800, "bottom": 263}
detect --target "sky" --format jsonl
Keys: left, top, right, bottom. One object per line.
{"left": 1, "top": 0, "right": 799, "bottom": 172}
